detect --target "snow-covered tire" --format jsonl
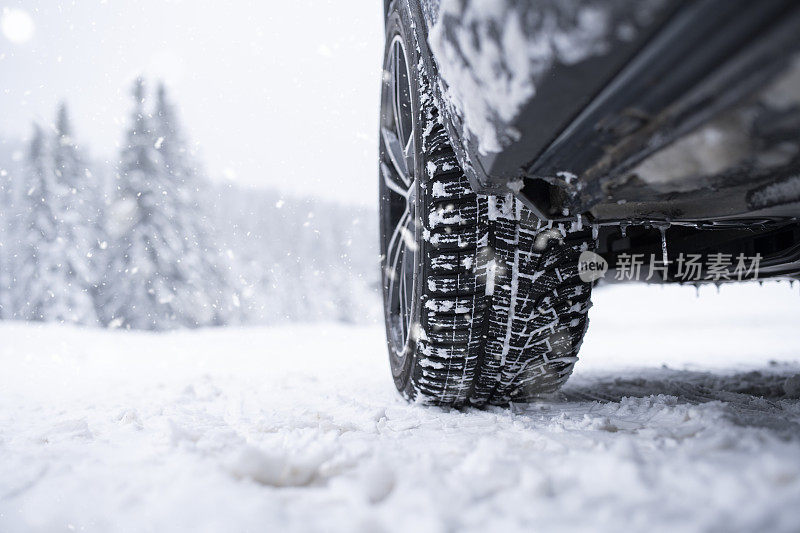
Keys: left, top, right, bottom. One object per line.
{"left": 379, "top": 1, "right": 594, "bottom": 406}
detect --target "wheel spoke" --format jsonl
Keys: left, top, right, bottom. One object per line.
{"left": 403, "top": 134, "right": 415, "bottom": 178}
{"left": 381, "top": 162, "right": 409, "bottom": 198}
{"left": 400, "top": 234, "right": 414, "bottom": 337}
{"left": 387, "top": 213, "right": 417, "bottom": 337}
{"left": 392, "top": 42, "right": 405, "bottom": 145}
{"left": 381, "top": 126, "right": 410, "bottom": 185}
{"left": 386, "top": 209, "right": 410, "bottom": 302}
{"left": 398, "top": 247, "right": 408, "bottom": 341}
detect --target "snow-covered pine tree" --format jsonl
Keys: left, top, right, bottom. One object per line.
{"left": 13, "top": 125, "right": 74, "bottom": 322}
{"left": 103, "top": 77, "right": 235, "bottom": 330}
{"left": 50, "top": 103, "right": 101, "bottom": 325}
{"left": 0, "top": 158, "right": 16, "bottom": 319}
{"left": 153, "top": 82, "right": 240, "bottom": 326}
{"left": 102, "top": 78, "right": 178, "bottom": 329}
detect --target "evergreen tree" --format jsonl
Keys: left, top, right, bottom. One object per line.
{"left": 153, "top": 82, "right": 241, "bottom": 326}
{"left": 0, "top": 162, "right": 16, "bottom": 319}
{"left": 51, "top": 103, "right": 100, "bottom": 325}
{"left": 103, "top": 78, "right": 237, "bottom": 330}
{"left": 14, "top": 125, "right": 72, "bottom": 321}
{"left": 102, "top": 78, "right": 172, "bottom": 329}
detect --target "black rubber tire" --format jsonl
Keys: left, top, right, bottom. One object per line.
{"left": 380, "top": 2, "right": 594, "bottom": 406}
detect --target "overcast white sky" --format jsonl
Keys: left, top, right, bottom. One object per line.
{"left": 0, "top": 1, "right": 384, "bottom": 205}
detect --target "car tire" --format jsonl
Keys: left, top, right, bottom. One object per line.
{"left": 379, "top": 1, "right": 594, "bottom": 406}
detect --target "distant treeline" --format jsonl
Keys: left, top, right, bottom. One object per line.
{"left": 0, "top": 78, "right": 378, "bottom": 330}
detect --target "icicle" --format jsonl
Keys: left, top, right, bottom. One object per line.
{"left": 620, "top": 222, "right": 628, "bottom": 238}
{"left": 591, "top": 223, "right": 599, "bottom": 241}
{"left": 657, "top": 225, "right": 669, "bottom": 265}
{"left": 694, "top": 283, "right": 700, "bottom": 298}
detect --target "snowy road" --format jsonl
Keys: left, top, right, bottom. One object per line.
{"left": 2, "top": 283, "right": 800, "bottom": 532}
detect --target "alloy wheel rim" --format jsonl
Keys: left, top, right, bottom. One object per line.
{"left": 380, "top": 34, "right": 418, "bottom": 359}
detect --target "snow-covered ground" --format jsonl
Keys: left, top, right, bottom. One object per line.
{"left": 2, "top": 283, "right": 800, "bottom": 532}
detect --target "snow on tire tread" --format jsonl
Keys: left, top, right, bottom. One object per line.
{"left": 410, "top": 70, "right": 594, "bottom": 406}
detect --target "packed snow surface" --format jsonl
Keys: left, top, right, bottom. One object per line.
{"left": 2, "top": 283, "right": 800, "bottom": 532}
